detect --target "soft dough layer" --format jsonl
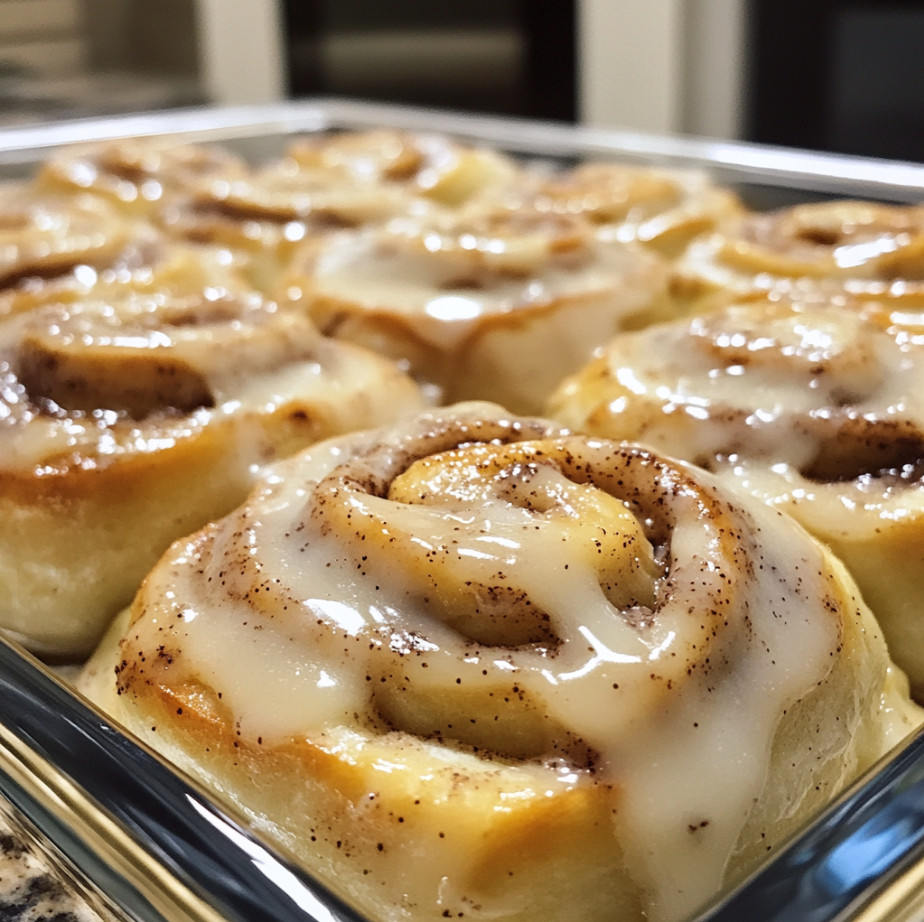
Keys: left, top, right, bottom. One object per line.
{"left": 79, "top": 402, "right": 921, "bottom": 922}
{"left": 548, "top": 295, "right": 924, "bottom": 698}
{"left": 0, "top": 287, "right": 423, "bottom": 657}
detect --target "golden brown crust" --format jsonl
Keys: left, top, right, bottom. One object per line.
{"left": 35, "top": 136, "right": 250, "bottom": 216}
{"left": 282, "top": 128, "right": 522, "bottom": 207}
{"left": 511, "top": 160, "right": 744, "bottom": 257}
{"left": 0, "top": 183, "right": 148, "bottom": 303}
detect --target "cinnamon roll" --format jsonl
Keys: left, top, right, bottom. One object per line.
{"left": 511, "top": 161, "right": 743, "bottom": 257}
{"left": 280, "top": 204, "right": 672, "bottom": 412}
{"left": 158, "top": 155, "right": 418, "bottom": 294}
{"left": 159, "top": 129, "right": 521, "bottom": 295}
{"left": 548, "top": 295, "right": 924, "bottom": 697}
{"left": 0, "top": 176, "right": 255, "bottom": 321}
{"left": 0, "top": 183, "right": 147, "bottom": 313}
{"left": 0, "top": 288, "right": 423, "bottom": 658}
{"left": 671, "top": 199, "right": 924, "bottom": 314}
{"left": 35, "top": 136, "right": 249, "bottom": 217}
{"left": 79, "top": 402, "right": 920, "bottom": 922}
{"left": 282, "top": 128, "right": 521, "bottom": 207}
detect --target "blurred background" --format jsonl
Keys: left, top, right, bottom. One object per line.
{"left": 0, "top": 0, "right": 921, "bottom": 162}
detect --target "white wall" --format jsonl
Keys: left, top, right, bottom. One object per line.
{"left": 0, "top": 0, "right": 86, "bottom": 79}
{"left": 195, "top": 0, "right": 286, "bottom": 105}
{"left": 680, "top": 0, "right": 746, "bottom": 139}
{"left": 578, "top": 0, "right": 746, "bottom": 139}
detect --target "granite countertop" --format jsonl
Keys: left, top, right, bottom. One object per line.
{"left": 0, "top": 812, "right": 111, "bottom": 922}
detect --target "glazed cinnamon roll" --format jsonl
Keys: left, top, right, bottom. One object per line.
{"left": 511, "top": 160, "right": 743, "bottom": 257}
{"left": 159, "top": 129, "right": 521, "bottom": 295}
{"left": 281, "top": 204, "right": 672, "bottom": 412}
{"left": 0, "top": 289, "right": 423, "bottom": 658}
{"left": 80, "top": 403, "right": 920, "bottom": 922}
{"left": 548, "top": 295, "right": 924, "bottom": 697}
{"left": 671, "top": 199, "right": 924, "bottom": 314}
{"left": 159, "top": 155, "right": 419, "bottom": 294}
{"left": 35, "top": 136, "right": 250, "bottom": 217}
{"left": 0, "top": 176, "right": 255, "bottom": 321}
{"left": 282, "top": 128, "right": 521, "bottom": 207}
{"left": 4, "top": 235, "right": 257, "bottom": 323}
{"left": 0, "top": 183, "right": 148, "bottom": 312}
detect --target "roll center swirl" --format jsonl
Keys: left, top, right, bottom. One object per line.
{"left": 387, "top": 440, "right": 662, "bottom": 641}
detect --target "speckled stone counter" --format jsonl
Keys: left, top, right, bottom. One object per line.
{"left": 0, "top": 813, "right": 109, "bottom": 922}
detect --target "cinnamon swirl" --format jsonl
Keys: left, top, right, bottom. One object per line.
{"left": 0, "top": 182, "right": 148, "bottom": 313}
{"left": 158, "top": 157, "right": 415, "bottom": 295}
{"left": 0, "top": 288, "right": 423, "bottom": 658}
{"left": 548, "top": 295, "right": 924, "bottom": 697}
{"left": 80, "top": 402, "right": 920, "bottom": 922}
{"left": 158, "top": 129, "right": 521, "bottom": 295}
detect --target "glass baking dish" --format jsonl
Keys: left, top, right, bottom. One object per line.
{"left": 1, "top": 96, "right": 924, "bottom": 922}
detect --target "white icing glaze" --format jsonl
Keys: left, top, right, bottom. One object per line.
{"left": 510, "top": 160, "right": 742, "bottom": 254}
{"left": 181, "top": 161, "right": 416, "bottom": 229}
{"left": 548, "top": 296, "right": 924, "bottom": 703}
{"left": 37, "top": 136, "right": 249, "bottom": 210}
{"left": 0, "top": 183, "right": 137, "bottom": 285}
{"left": 284, "top": 206, "right": 671, "bottom": 414}
{"left": 282, "top": 128, "right": 520, "bottom": 206}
